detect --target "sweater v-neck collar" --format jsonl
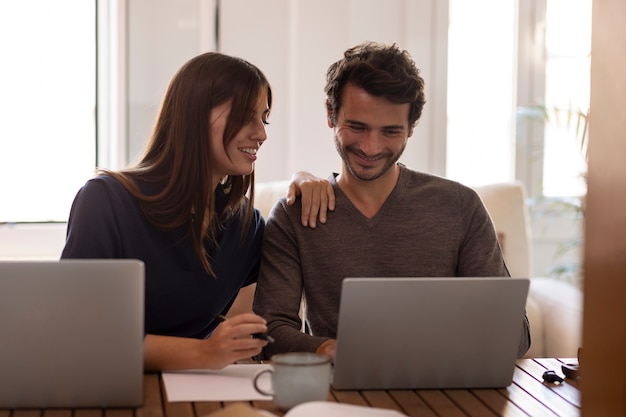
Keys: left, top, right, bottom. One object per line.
{"left": 331, "top": 165, "right": 405, "bottom": 228}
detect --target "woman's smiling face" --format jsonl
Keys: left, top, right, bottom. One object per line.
{"left": 209, "top": 89, "right": 270, "bottom": 184}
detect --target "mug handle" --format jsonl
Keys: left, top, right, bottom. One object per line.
{"left": 253, "top": 368, "right": 274, "bottom": 396}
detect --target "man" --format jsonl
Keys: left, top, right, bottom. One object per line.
{"left": 253, "top": 42, "right": 530, "bottom": 360}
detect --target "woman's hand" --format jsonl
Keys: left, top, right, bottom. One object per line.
{"left": 143, "top": 313, "right": 269, "bottom": 371}
{"left": 287, "top": 171, "right": 335, "bottom": 228}
{"left": 202, "top": 313, "right": 269, "bottom": 369}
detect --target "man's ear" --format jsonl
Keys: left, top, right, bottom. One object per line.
{"left": 327, "top": 113, "right": 334, "bottom": 128}
{"left": 408, "top": 127, "right": 414, "bottom": 138}
{"left": 325, "top": 99, "right": 335, "bottom": 128}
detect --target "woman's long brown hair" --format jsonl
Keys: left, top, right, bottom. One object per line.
{"left": 100, "top": 52, "right": 272, "bottom": 276}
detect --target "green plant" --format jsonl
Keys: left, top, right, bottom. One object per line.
{"left": 518, "top": 104, "right": 588, "bottom": 289}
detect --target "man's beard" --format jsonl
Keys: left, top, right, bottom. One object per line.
{"left": 335, "top": 136, "right": 405, "bottom": 181}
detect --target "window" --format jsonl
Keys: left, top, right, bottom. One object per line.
{"left": 0, "top": 1, "right": 96, "bottom": 223}
{"left": 541, "top": 0, "right": 590, "bottom": 197}
{"left": 447, "top": 0, "right": 590, "bottom": 283}
{"left": 447, "top": 0, "right": 591, "bottom": 199}
{"left": 446, "top": 0, "right": 517, "bottom": 186}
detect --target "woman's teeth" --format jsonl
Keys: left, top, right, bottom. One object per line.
{"left": 240, "top": 147, "right": 257, "bottom": 155}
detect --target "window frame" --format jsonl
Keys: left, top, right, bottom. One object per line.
{"left": 0, "top": 0, "right": 127, "bottom": 259}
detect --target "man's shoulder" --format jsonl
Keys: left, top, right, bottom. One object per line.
{"left": 398, "top": 166, "right": 481, "bottom": 207}
{"left": 400, "top": 166, "right": 472, "bottom": 191}
{"left": 265, "top": 195, "right": 299, "bottom": 224}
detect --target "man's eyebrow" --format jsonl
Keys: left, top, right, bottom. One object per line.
{"left": 343, "top": 119, "right": 406, "bottom": 130}
{"left": 343, "top": 119, "right": 368, "bottom": 127}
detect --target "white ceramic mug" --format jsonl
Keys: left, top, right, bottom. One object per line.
{"left": 253, "top": 352, "right": 332, "bottom": 410}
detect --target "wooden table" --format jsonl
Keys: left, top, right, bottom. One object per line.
{"left": 0, "top": 358, "right": 579, "bottom": 417}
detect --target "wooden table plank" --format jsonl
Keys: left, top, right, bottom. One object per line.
{"left": 42, "top": 410, "right": 72, "bottom": 417}
{"left": 330, "top": 390, "right": 368, "bottom": 407}
{"left": 103, "top": 409, "right": 134, "bottom": 417}
{"left": 11, "top": 410, "right": 42, "bottom": 417}
{"left": 498, "top": 382, "right": 559, "bottom": 417}
{"left": 193, "top": 401, "right": 226, "bottom": 417}
{"left": 39, "top": 408, "right": 72, "bottom": 417}
{"left": 163, "top": 402, "right": 194, "bottom": 417}
{"left": 511, "top": 365, "right": 580, "bottom": 417}
{"left": 250, "top": 400, "right": 283, "bottom": 416}
{"left": 248, "top": 390, "right": 337, "bottom": 416}
{"left": 416, "top": 390, "right": 468, "bottom": 417}
{"left": 470, "top": 389, "right": 530, "bottom": 417}
{"left": 136, "top": 373, "right": 165, "bottom": 417}
{"left": 360, "top": 391, "right": 404, "bottom": 412}
{"left": 74, "top": 410, "right": 103, "bottom": 417}
{"left": 444, "top": 390, "right": 499, "bottom": 417}
{"left": 535, "top": 358, "right": 581, "bottom": 391}
{"left": 518, "top": 359, "right": 581, "bottom": 408}
{"left": 1, "top": 359, "right": 581, "bottom": 417}
{"left": 388, "top": 391, "right": 438, "bottom": 417}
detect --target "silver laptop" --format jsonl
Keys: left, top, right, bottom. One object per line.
{"left": 0, "top": 259, "right": 145, "bottom": 408}
{"left": 331, "top": 277, "right": 529, "bottom": 390}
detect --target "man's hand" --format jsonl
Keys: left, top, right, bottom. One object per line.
{"left": 287, "top": 171, "right": 335, "bottom": 228}
{"left": 315, "top": 339, "right": 337, "bottom": 361}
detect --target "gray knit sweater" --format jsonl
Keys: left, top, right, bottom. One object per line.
{"left": 253, "top": 165, "right": 531, "bottom": 358}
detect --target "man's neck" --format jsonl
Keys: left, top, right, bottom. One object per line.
{"left": 336, "top": 164, "right": 400, "bottom": 219}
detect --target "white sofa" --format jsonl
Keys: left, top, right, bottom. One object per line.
{"left": 250, "top": 180, "right": 583, "bottom": 358}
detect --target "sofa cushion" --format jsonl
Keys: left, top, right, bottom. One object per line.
{"left": 474, "top": 182, "right": 533, "bottom": 278}
{"left": 529, "top": 277, "right": 583, "bottom": 358}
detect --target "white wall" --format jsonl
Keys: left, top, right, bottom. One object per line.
{"left": 0, "top": 0, "right": 448, "bottom": 260}
{"left": 122, "top": 0, "right": 581, "bottom": 285}
{"left": 126, "top": 0, "right": 449, "bottom": 181}
{"left": 1, "top": 0, "right": 581, "bottom": 286}
{"left": 126, "top": 0, "right": 211, "bottom": 162}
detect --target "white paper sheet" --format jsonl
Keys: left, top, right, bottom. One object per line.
{"left": 202, "top": 402, "right": 408, "bottom": 417}
{"left": 162, "top": 364, "right": 273, "bottom": 402}
{"left": 285, "top": 402, "right": 408, "bottom": 417}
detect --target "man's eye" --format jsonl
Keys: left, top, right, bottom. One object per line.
{"left": 349, "top": 125, "right": 365, "bottom": 132}
{"left": 383, "top": 130, "right": 402, "bottom": 136}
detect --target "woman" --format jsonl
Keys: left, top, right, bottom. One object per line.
{"left": 61, "top": 52, "right": 333, "bottom": 370}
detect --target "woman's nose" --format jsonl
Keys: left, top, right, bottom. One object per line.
{"left": 253, "top": 120, "right": 268, "bottom": 144}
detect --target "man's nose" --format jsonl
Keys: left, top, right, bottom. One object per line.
{"left": 359, "top": 131, "right": 384, "bottom": 155}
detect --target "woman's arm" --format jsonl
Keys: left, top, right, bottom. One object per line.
{"left": 143, "top": 313, "right": 269, "bottom": 370}
{"left": 286, "top": 171, "right": 335, "bottom": 228}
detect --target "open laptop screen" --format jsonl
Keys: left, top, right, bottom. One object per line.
{"left": 0, "top": 259, "right": 144, "bottom": 408}
{"left": 331, "top": 277, "right": 529, "bottom": 390}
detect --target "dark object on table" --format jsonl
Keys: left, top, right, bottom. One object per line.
{"left": 542, "top": 370, "right": 564, "bottom": 384}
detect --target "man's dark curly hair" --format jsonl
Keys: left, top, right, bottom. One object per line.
{"left": 324, "top": 42, "right": 426, "bottom": 129}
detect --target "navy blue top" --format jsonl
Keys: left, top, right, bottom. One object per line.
{"left": 61, "top": 175, "right": 264, "bottom": 339}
